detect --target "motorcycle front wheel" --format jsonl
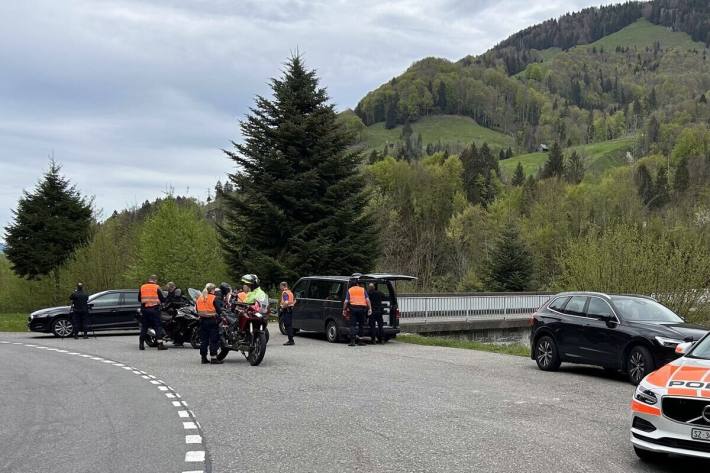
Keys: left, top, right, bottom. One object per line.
{"left": 246, "top": 332, "right": 267, "bottom": 366}
{"left": 144, "top": 329, "right": 158, "bottom": 348}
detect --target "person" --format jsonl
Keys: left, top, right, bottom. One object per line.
{"left": 164, "top": 282, "right": 183, "bottom": 306}
{"left": 279, "top": 281, "right": 296, "bottom": 346}
{"left": 367, "top": 283, "right": 386, "bottom": 344}
{"left": 196, "top": 283, "right": 223, "bottom": 364}
{"left": 241, "top": 274, "right": 269, "bottom": 315}
{"left": 343, "top": 277, "right": 371, "bottom": 346}
{"left": 69, "top": 283, "right": 90, "bottom": 339}
{"left": 138, "top": 275, "right": 167, "bottom": 351}
{"left": 236, "top": 285, "right": 248, "bottom": 303}
{"left": 164, "top": 282, "right": 186, "bottom": 346}
{"left": 219, "top": 282, "right": 233, "bottom": 307}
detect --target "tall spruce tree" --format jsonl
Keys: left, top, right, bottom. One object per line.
{"left": 673, "top": 156, "right": 690, "bottom": 194}
{"left": 484, "top": 224, "right": 534, "bottom": 292}
{"left": 564, "top": 151, "right": 585, "bottom": 184}
{"left": 652, "top": 166, "right": 670, "bottom": 208}
{"left": 636, "top": 163, "right": 655, "bottom": 206}
{"left": 220, "top": 55, "right": 377, "bottom": 288}
{"left": 511, "top": 162, "right": 525, "bottom": 186}
{"left": 4, "top": 160, "right": 92, "bottom": 284}
{"left": 541, "top": 142, "right": 564, "bottom": 179}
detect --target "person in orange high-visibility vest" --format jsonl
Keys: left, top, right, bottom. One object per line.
{"left": 138, "top": 275, "right": 166, "bottom": 351}
{"left": 343, "top": 276, "right": 371, "bottom": 346}
{"left": 279, "top": 281, "right": 296, "bottom": 346}
{"left": 196, "top": 283, "right": 224, "bottom": 364}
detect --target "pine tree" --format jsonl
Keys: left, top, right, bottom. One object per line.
{"left": 4, "top": 160, "right": 92, "bottom": 284}
{"left": 564, "top": 151, "right": 585, "bottom": 184}
{"left": 437, "top": 81, "right": 447, "bottom": 110}
{"left": 484, "top": 224, "right": 534, "bottom": 292}
{"left": 636, "top": 164, "right": 655, "bottom": 206}
{"left": 499, "top": 149, "right": 506, "bottom": 161}
{"left": 385, "top": 95, "right": 399, "bottom": 129}
{"left": 652, "top": 166, "right": 670, "bottom": 208}
{"left": 220, "top": 55, "right": 377, "bottom": 287}
{"left": 511, "top": 162, "right": 525, "bottom": 186}
{"left": 673, "top": 156, "right": 690, "bottom": 194}
{"left": 541, "top": 142, "right": 564, "bottom": 179}
{"left": 505, "top": 147, "right": 514, "bottom": 159}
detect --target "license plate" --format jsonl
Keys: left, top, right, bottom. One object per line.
{"left": 691, "top": 429, "right": 710, "bottom": 442}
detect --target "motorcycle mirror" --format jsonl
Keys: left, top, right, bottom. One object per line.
{"left": 187, "top": 288, "right": 202, "bottom": 302}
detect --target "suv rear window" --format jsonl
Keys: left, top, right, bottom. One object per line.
{"left": 563, "top": 296, "right": 588, "bottom": 317}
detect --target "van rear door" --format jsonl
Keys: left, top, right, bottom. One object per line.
{"left": 359, "top": 274, "right": 417, "bottom": 329}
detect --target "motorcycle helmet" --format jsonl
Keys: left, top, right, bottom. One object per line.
{"left": 219, "top": 282, "right": 232, "bottom": 295}
{"left": 240, "top": 274, "right": 260, "bottom": 287}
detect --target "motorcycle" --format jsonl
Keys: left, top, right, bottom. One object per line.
{"left": 213, "top": 302, "right": 268, "bottom": 366}
{"left": 138, "top": 288, "right": 201, "bottom": 349}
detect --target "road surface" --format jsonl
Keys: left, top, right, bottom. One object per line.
{"left": 1, "top": 331, "right": 708, "bottom": 472}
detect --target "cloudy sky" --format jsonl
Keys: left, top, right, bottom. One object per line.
{"left": 0, "top": 0, "right": 617, "bottom": 231}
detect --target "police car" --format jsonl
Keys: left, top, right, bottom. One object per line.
{"left": 631, "top": 332, "right": 710, "bottom": 461}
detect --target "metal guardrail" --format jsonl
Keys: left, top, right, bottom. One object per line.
{"left": 397, "top": 293, "right": 553, "bottom": 322}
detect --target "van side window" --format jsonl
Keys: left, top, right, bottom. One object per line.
{"left": 306, "top": 281, "right": 330, "bottom": 300}
{"left": 293, "top": 280, "right": 309, "bottom": 299}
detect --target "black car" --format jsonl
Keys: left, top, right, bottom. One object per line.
{"left": 285, "top": 273, "right": 415, "bottom": 343}
{"left": 28, "top": 289, "right": 141, "bottom": 337}
{"left": 530, "top": 292, "right": 708, "bottom": 385}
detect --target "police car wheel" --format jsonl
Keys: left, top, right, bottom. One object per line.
{"left": 633, "top": 446, "right": 666, "bottom": 462}
{"left": 52, "top": 317, "right": 73, "bottom": 338}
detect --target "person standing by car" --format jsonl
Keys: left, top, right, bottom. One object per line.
{"left": 196, "top": 283, "right": 223, "bottom": 364}
{"left": 69, "top": 283, "right": 90, "bottom": 339}
{"left": 279, "top": 281, "right": 296, "bottom": 346}
{"left": 367, "top": 283, "right": 385, "bottom": 344}
{"left": 138, "top": 275, "right": 166, "bottom": 351}
{"left": 343, "top": 277, "right": 371, "bottom": 347}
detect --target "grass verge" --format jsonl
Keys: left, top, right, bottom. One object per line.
{"left": 397, "top": 333, "right": 529, "bottom": 357}
{"left": 0, "top": 313, "right": 27, "bottom": 332}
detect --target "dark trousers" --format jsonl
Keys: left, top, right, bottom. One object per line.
{"left": 369, "top": 310, "right": 384, "bottom": 341}
{"left": 350, "top": 307, "right": 366, "bottom": 342}
{"left": 140, "top": 306, "right": 163, "bottom": 341}
{"left": 199, "top": 317, "right": 219, "bottom": 357}
{"left": 71, "top": 311, "right": 89, "bottom": 336}
{"left": 280, "top": 308, "right": 294, "bottom": 342}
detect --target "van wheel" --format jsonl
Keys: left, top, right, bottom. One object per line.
{"left": 326, "top": 320, "right": 339, "bottom": 343}
{"left": 628, "top": 346, "right": 653, "bottom": 386}
{"left": 534, "top": 335, "right": 561, "bottom": 371}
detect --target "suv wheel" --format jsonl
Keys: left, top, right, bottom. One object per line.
{"left": 52, "top": 317, "right": 73, "bottom": 338}
{"left": 326, "top": 320, "right": 339, "bottom": 343}
{"left": 534, "top": 335, "right": 561, "bottom": 371}
{"left": 628, "top": 346, "right": 653, "bottom": 386}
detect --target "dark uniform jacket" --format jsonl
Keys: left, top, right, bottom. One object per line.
{"left": 368, "top": 289, "right": 385, "bottom": 313}
{"left": 70, "top": 290, "right": 89, "bottom": 313}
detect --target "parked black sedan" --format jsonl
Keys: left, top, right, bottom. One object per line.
{"left": 28, "top": 289, "right": 141, "bottom": 337}
{"left": 530, "top": 292, "right": 708, "bottom": 385}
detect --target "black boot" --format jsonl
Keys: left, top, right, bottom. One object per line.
{"left": 157, "top": 342, "right": 168, "bottom": 351}
{"left": 139, "top": 336, "right": 145, "bottom": 350}
{"left": 210, "top": 357, "right": 223, "bottom": 364}
{"left": 201, "top": 356, "right": 210, "bottom": 364}
{"left": 73, "top": 334, "right": 78, "bottom": 340}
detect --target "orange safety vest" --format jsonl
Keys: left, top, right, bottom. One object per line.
{"left": 196, "top": 294, "right": 217, "bottom": 317}
{"left": 281, "top": 289, "right": 295, "bottom": 307}
{"left": 140, "top": 283, "right": 161, "bottom": 307}
{"left": 348, "top": 286, "right": 367, "bottom": 307}
{"left": 237, "top": 292, "right": 247, "bottom": 303}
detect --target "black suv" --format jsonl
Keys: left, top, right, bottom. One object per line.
{"left": 285, "top": 273, "right": 415, "bottom": 343}
{"left": 28, "top": 290, "right": 141, "bottom": 337}
{"left": 530, "top": 292, "right": 708, "bottom": 385}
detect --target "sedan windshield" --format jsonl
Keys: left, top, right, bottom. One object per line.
{"left": 689, "top": 336, "right": 710, "bottom": 360}
{"left": 610, "top": 296, "right": 684, "bottom": 323}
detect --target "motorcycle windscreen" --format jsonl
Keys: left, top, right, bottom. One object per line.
{"left": 187, "top": 288, "right": 201, "bottom": 303}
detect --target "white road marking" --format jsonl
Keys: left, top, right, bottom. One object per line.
{"left": 158, "top": 386, "right": 169, "bottom": 391}
{"left": 132, "top": 370, "right": 141, "bottom": 374}
{"left": 122, "top": 366, "right": 132, "bottom": 370}
{"left": 184, "top": 451, "right": 205, "bottom": 462}
{"left": 185, "top": 435, "right": 202, "bottom": 444}
{"left": 147, "top": 374, "right": 156, "bottom": 379}
{"left": 181, "top": 470, "right": 204, "bottom": 473}
{"left": 166, "top": 393, "right": 176, "bottom": 399}
{"left": 182, "top": 422, "right": 197, "bottom": 429}
{"left": 178, "top": 410, "right": 190, "bottom": 418}
{"left": 150, "top": 380, "right": 161, "bottom": 385}
{"left": 57, "top": 349, "right": 68, "bottom": 353}
{"left": 172, "top": 401, "right": 182, "bottom": 407}
{"left": 141, "top": 375, "right": 150, "bottom": 379}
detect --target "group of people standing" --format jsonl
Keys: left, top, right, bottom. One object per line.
{"left": 344, "top": 280, "right": 386, "bottom": 346}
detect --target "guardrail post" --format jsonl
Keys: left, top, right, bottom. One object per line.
{"left": 503, "top": 298, "right": 507, "bottom": 320}
{"left": 424, "top": 297, "right": 429, "bottom": 324}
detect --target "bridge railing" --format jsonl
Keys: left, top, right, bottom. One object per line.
{"left": 397, "top": 292, "right": 554, "bottom": 323}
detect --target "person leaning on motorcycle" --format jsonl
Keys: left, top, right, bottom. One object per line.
{"left": 139, "top": 275, "right": 167, "bottom": 351}
{"left": 241, "top": 274, "right": 269, "bottom": 315}
{"left": 196, "top": 283, "right": 224, "bottom": 365}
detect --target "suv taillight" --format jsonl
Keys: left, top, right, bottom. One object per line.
{"left": 395, "top": 308, "right": 400, "bottom": 320}
{"left": 528, "top": 313, "right": 538, "bottom": 327}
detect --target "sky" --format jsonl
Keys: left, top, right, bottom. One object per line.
{"left": 0, "top": 0, "right": 618, "bottom": 232}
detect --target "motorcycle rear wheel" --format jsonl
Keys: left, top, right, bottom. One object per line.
{"left": 246, "top": 332, "right": 267, "bottom": 366}
{"left": 144, "top": 332, "right": 158, "bottom": 348}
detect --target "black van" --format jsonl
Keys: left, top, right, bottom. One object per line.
{"left": 284, "top": 274, "right": 415, "bottom": 343}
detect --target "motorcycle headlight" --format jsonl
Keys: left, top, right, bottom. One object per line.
{"left": 634, "top": 384, "right": 658, "bottom": 405}
{"left": 655, "top": 336, "right": 683, "bottom": 348}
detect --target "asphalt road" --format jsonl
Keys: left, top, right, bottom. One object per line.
{"left": 2, "top": 330, "right": 709, "bottom": 473}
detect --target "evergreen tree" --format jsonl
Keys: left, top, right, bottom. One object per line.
{"left": 541, "top": 142, "right": 564, "bottom": 179}
{"left": 220, "top": 55, "right": 377, "bottom": 287}
{"left": 673, "top": 156, "right": 690, "bottom": 194}
{"left": 511, "top": 162, "right": 525, "bottom": 186}
{"left": 647, "top": 87, "right": 658, "bottom": 109}
{"left": 635, "top": 163, "right": 655, "bottom": 206}
{"left": 505, "top": 147, "right": 514, "bottom": 159}
{"left": 4, "top": 160, "right": 92, "bottom": 283}
{"left": 647, "top": 115, "right": 660, "bottom": 143}
{"left": 564, "top": 151, "right": 585, "bottom": 184}
{"left": 652, "top": 166, "right": 670, "bottom": 208}
{"left": 484, "top": 224, "right": 534, "bottom": 292}
{"left": 437, "top": 81, "right": 447, "bottom": 110}
{"left": 385, "top": 95, "right": 399, "bottom": 129}
{"left": 499, "top": 149, "right": 506, "bottom": 161}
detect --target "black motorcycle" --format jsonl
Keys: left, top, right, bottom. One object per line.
{"left": 213, "top": 303, "right": 268, "bottom": 365}
{"left": 138, "top": 288, "right": 201, "bottom": 348}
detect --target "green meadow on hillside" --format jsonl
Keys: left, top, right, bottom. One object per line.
{"left": 585, "top": 18, "right": 704, "bottom": 51}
